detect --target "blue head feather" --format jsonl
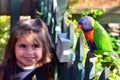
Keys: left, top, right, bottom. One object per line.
{"left": 78, "top": 16, "right": 93, "bottom": 32}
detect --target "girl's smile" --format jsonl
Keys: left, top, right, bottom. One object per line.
{"left": 15, "top": 37, "right": 43, "bottom": 69}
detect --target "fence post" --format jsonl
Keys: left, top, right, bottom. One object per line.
{"left": 10, "top": 0, "right": 20, "bottom": 33}
{"left": 56, "top": 24, "right": 74, "bottom": 80}
{"left": 99, "top": 68, "right": 110, "bottom": 80}
{"left": 67, "top": 24, "right": 74, "bottom": 47}
{"left": 72, "top": 36, "right": 84, "bottom": 80}
{"left": 84, "top": 51, "right": 96, "bottom": 80}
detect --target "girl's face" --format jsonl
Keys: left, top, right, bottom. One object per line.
{"left": 15, "top": 37, "right": 43, "bottom": 69}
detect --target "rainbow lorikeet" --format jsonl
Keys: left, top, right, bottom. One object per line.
{"left": 77, "top": 16, "right": 119, "bottom": 67}
{"left": 78, "top": 16, "right": 113, "bottom": 54}
{"left": 77, "top": 16, "right": 120, "bottom": 80}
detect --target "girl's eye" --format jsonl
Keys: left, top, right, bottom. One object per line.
{"left": 19, "top": 44, "right": 26, "bottom": 48}
{"left": 33, "top": 44, "right": 40, "bottom": 48}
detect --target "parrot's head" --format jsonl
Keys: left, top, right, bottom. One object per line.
{"left": 77, "top": 16, "right": 96, "bottom": 51}
{"left": 77, "top": 16, "right": 95, "bottom": 32}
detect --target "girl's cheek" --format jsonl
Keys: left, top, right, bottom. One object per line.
{"left": 34, "top": 49, "right": 42, "bottom": 55}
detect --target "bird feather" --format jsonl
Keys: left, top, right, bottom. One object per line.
{"left": 93, "top": 21, "right": 113, "bottom": 53}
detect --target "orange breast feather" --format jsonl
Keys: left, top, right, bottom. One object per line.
{"left": 84, "top": 30, "right": 95, "bottom": 43}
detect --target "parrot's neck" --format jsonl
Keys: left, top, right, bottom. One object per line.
{"left": 84, "top": 30, "right": 95, "bottom": 43}
{"left": 84, "top": 30, "right": 96, "bottom": 52}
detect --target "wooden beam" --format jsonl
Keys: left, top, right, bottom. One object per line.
{"left": 0, "top": 0, "right": 38, "bottom": 15}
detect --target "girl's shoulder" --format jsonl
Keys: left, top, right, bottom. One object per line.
{"left": 16, "top": 65, "right": 46, "bottom": 80}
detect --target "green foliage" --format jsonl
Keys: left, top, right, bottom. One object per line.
{"left": 36, "top": 11, "right": 43, "bottom": 16}
{"left": 111, "top": 37, "right": 120, "bottom": 56}
{"left": 73, "top": 0, "right": 79, "bottom": 2}
{"left": 79, "top": 9, "right": 105, "bottom": 19}
{"left": 0, "top": 16, "right": 10, "bottom": 62}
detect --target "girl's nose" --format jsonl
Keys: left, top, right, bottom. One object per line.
{"left": 26, "top": 47, "right": 34, "bottom": 55}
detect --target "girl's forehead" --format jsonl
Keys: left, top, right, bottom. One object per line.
{"left": 17, "top": 34, "right": 41, "bottom": 45}
{"left": 17, "top": 37, "right": 32, "bottom": 44}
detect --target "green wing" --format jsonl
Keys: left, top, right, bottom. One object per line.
{"left": 93, "top": 21, "right": 113, "bottom": 52}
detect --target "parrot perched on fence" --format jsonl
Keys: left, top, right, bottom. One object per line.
{"left": 77, "top": 16, "right": 119, "bottom": 67}
{"left": 77, "top": 16, "right": 113, "bottom": 53}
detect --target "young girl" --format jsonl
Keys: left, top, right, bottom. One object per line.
{"left": 0, "top": 18, "right": 55, "bottom": 80}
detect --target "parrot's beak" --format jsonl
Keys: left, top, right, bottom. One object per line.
{"left": 77, "top": 24, "right": 82, "bottom": 30}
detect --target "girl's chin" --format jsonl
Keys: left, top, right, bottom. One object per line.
{"left": 22, "top": 65, "right": 35, "bottom": 70}
{"left": 17, "top": 61, "right": 36, "bottom": 69}
{"left": 20, "top": 64, "right": 36, "bottom": 69}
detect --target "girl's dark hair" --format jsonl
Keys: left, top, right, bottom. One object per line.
{"left": 0, "top": 18, "right": 55, "bottom": 80}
